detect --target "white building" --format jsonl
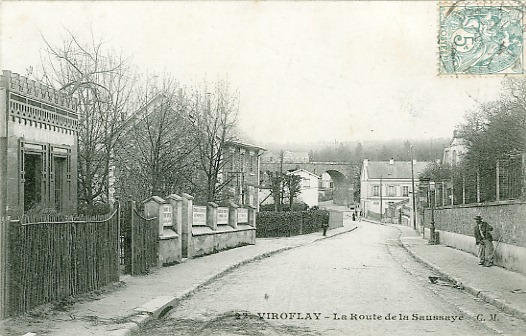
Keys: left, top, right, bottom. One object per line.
{"left": 288, "top": 169, "right": 320, "bottom": 207}
{"left": 360, "top": 159, "right": 430, "bottom": 220}
{"left": 443, "top": 131, "right": 468, "bottom": 166}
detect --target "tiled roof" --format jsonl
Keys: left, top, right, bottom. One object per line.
{"left": 366, "top": 161, "right": 431, "bottom": 179}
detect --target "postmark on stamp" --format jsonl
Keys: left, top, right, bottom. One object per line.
{"left": 439, "top": 2, "right": 524, "bottom": 75}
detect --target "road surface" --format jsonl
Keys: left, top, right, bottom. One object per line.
{"left": 138, "top": 220, "right": 526, "bottom": 336}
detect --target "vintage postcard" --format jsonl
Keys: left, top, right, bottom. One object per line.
{"left": 1, "top": 1, "right": 525, "bottom": 336}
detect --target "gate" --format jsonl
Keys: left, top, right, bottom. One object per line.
{"left": 120, "top": 200, "right": 159, "bottom": 275}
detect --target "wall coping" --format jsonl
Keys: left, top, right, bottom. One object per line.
{"left": 192, "top": 225, "right": 255, "bottom": 236}
{"left": 430, "top": 199, "right": 526, "bottom": 210}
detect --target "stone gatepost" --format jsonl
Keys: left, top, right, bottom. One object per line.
{"left": 143, "top": 196, "right": 167, "bottom": 235}
{"left": 247, "top": 205, "right": 257, "bottom": 228}
{"left": 166, "top": 194, "right": 182, "bottom": 236}
{"left": 228, "top": 201, "right": 238, "bottom": 229}
{"left": 207, "top": 202, "right": 218, "bottom": 230}
{"left": 166, "top": 194, "right": 183, "bottom": 263}
{"left": 181, "top": 193, "right": 194, "bottom": 259}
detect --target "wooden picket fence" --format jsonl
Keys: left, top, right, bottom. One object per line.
{"left": 6, "top": 210, "right": 119, "bottom": 316}
{"left": 120, "top": 200, "right": 159, "bottom": 276}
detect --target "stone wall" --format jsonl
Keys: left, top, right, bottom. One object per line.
{"left": 425, "top": 201, "right": 526, "bottom": 248}
{"left": 424, "top": 201, "right": 526, "bottom": 274}
{"left": 191, "top": 225, "right": 256, "bottom": 258}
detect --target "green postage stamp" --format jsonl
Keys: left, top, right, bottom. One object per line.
{"left": 439, "top": 2, "right": 524, "bottom": 75}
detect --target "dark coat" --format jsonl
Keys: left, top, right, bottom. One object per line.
{"left": 474, "top": 221, "right": 493, "bottom": 244}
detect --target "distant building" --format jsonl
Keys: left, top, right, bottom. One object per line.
{"left": 443, "top": 130, "right": 468, "bottom": 166}
{"left": 261, "top": 150, "right": 310, "bottom": 164}
{"left": 360, "top": 158, "right": 430, "bottom": 220}
{"left": 222, "top": 140, "right": 266, "bottom": 210}
{"left": 288, "top": 169, "right": 320, "bottom": 207}
{"left": 319, "top": 172, "right": 334, "bottom": 190}
{"left": 0, "top": 70, "right": 79, "bottom": 217}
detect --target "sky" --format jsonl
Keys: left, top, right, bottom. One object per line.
{"left": 0, "top": 1, "right": 506, "bottom": 144}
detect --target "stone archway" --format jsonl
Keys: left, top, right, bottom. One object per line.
{"left": 322, "top": 170, "right": 354, "bottom": 206}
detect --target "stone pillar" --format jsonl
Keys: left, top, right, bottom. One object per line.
{"left": 143, "top": 196, "right": 166, "bottom": 235}
{"left": 181, "top": 193, "right": 194, "bottom": 259}
{"left": 228, "top": 201, "right": 238, "bottom": 229}
{"left": 247, "top": 205, "right": 257, "bottom": 228}
{"left": 166, "top": 194, "right": 182, "bottom": 236}
{"left": 207, "top": 202, "right": 218, "bottom": 230}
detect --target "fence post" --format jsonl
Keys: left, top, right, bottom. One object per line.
{"left": 0, "top": 216, "right": 9, "bottom": 318}
{"left": 207, "top": 202, "right": 218, "bottom": 230}
{"left": 495, "top": 159, "right": 500, "bottom": 202}
{"left": 181, "top": 193, "right": 194, "bottom": 259}
{"left": 115, "top": 200, "right": 121, "bottom": 280}
{"left": 129, "top": 199, "right": 136, "bottom": 276}
{"left": 228, "top": 201, "right": 238, "bottom": 229}
{"left": 523, "top": 153, "right": 526, "bottom": 199}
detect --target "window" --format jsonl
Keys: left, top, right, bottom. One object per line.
{"left": 54, "top": 157, "right": 67, "bottom": 212}
{"left": 373, "top": 185, "right": 380, "bottom": 196}
{"left": 402, "top": 186, "right": 409, "bottom": 197}
{"left": 303, "top": 178, "right": 310, "bottom": 188}
{"left": 240, "top": 152, "right": 245, "bottom": 172}
{"left": 388, "top": 186, "right": 395, "bottom": 197}
{"left": 249, "top": 155, "right": 255, "bottom": 173}
{"left": 24, "top": 153, "right": 42, "bottom": 212}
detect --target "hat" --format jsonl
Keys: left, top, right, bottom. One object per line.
{"left": 474, "top": 215, "right": 482, "bottom": 220}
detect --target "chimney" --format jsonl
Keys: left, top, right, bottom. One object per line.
{"left": 413, "top": 159, "right": 417, "bottom": 164}
{"left": 389, "top": 158, "right": 394, "bottom": 165}
{"left": 363, "top": 158, "right": 369, "bottom": 166}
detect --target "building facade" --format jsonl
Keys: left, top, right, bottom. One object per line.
{"left": 360, "top": 159, "right": 430, "bottom": 220}
{"left": 288, "top": 169, "right": 320, "bottom": 207}
{"left": 261, "top": 150, "right": 310, "bottom": 164}
{"left": 222, "top": 141, "right": 266, "bottom": 210}
{"left": 443, "top": 131, "right": 468, "bottom": 166}
{"left": 0, "top": 70, "right": 78, "bottom": 217}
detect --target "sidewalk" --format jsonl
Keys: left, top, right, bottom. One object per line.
{"left": 2, "top": 224, "right": 357, "bottom": 336}
{"left": 393, "top": 222, "right": 526, "bottom": 323}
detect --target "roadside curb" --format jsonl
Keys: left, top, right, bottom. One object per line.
{"left": 108, "top": 226, "right": 358, "bottom": 335}
{"left": 398, "top": 238, "right": 526, "bottom": 324}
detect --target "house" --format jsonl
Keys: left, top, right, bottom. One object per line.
{"left": 360, "top": 158, "right": 430, "bottom": 220}
{"left": 443, "top": 130, "right": 468, "bottom": 166}
{"left": 0, "top": 70, "right": 79, "bottom": 217}
{"left": 288, "top": 169, "right": 320, "bottom": 207}
{"left": 222, "top": 140, "right": 266, "bottom": 210}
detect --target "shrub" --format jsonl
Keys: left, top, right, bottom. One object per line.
{"left": 256, "top": 209, "right": 329, "bottom": 238}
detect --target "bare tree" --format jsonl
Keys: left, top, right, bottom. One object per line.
{"left": 115, "top": 75, "right": 198, "bottom": 201}
{"left": 283, "top": 173, "right": 302, "bottom": 211}
{"left": 188, "top": 81, "right": 240, "bottom": 203}
{"left": 38, "top": 30, "right": 136, "bottom": 212}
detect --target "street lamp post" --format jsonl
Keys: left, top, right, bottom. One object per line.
{"left": 419, "top": 177, "right": 437, "bottom": 244}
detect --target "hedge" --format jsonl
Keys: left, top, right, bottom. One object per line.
{"left": 256, "top": 209, "right": 330, "bottom": 238}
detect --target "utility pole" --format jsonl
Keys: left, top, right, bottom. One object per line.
{"left": 380, "top": 175, "right": 383, "bottom": 222}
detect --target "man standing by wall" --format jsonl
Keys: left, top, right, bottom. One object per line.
{"left": 474, "top": 215, "right": 494, "bottom": 267}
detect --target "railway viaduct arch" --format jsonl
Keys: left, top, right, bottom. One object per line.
{"left": 260, "top": 161, "right": 359, "bottom": 206}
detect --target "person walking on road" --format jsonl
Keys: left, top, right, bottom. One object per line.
{"left": 474, "top": 215, "right": 494, "bottom": 267}
{"left": 321, "top": 221, "right": 329, "bottom": 236}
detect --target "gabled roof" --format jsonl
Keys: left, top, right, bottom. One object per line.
{"left": 288, "top": 169, "right": 320, "bottom": 179}
{"left": 121, "top": 93, "right": 167, "bottom": 133}
{"left": 225, "top": 140, "right": 266, "bottom": 152}
{"left": 365, "top": 161, "right": 430, "bottom": 179}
